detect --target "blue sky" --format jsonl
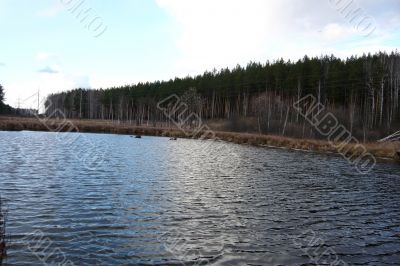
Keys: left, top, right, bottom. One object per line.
{"left": 0, "top": 0, "right": 399, "bottom": 108}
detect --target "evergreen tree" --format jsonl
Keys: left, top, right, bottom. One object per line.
{"left": 45, "top": 52, "right": 400, "bottom": 141}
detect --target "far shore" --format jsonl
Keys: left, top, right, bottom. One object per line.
{"left": 1, "top": 115, "right": 399, "bottom": 163}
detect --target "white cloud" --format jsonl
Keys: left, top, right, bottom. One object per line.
{"left": 157, "top": 0, "right": 291, "bottom": 75}
{"left": 4, "top": 72, "right": 91, "bottom": 110}
{"left": 321, "top": 23, "right": 355, "bottom": 41}
{"left": 156, "top": 0, "right": 399, "bottom": 76}
{"left": 35, "top": 52, "right": 56, "bottom": 61}
{"left": 5, "top": 50, "right": 91, "bottom": 108}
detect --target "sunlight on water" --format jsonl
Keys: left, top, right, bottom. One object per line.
{"left": 0, "top": 131, "right": 400, "bottom": 265}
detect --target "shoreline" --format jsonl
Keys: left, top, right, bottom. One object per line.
{"left": 1, "top": 116, "right": 399, "bottom": 163}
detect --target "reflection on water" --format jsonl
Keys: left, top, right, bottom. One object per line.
{"left": 0, "top": 131, "right": 399, "bottom": 265}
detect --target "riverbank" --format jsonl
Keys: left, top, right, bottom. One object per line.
{"left": 1, "top": 116, "right": 399, "bottom": 162}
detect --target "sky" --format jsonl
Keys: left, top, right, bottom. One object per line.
{"left": 0, "top": 0, "right": 399, "bottom": 109}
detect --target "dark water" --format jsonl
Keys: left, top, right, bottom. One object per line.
{"left": 0, "top": 131, "right": 399, "bottom": 265}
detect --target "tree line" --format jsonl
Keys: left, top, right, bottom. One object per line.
{"left": 0, "top": 84, "right": 14, "bottom": 115}
{"left": 45, "top": 52, "right": 400, "bottom": 141}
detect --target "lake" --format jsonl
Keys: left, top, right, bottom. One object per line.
{"left": 0, "top": 131, "right": 399, "bottom": 265}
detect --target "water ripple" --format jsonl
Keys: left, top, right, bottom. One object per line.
{"left": 0, "top": 131, "right": 400, "bottom": 265}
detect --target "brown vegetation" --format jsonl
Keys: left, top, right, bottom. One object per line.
{"left": 0, "top": 116, "right": 399, "bottom": 162}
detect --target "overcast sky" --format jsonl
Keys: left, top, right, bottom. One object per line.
{"left": 0, "top": 0, "right": 399, "bottom": 108}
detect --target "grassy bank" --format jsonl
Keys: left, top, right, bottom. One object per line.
{"left": 1, "top": 116, "right": 399, "bottom": 162}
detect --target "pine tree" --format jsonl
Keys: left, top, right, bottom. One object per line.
{"left": 44, "top": 52, "right": 400, "bottom": 141}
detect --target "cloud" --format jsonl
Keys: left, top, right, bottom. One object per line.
{"left": 35, "top": 52, "right": 56, "bottom": 61}
{"left": 5, "top": 72, "right": 91, "bottom": 109}
{"left": 156, "top": 0, "right": 400, "bottom": 77}
{"left": 321, "top": 23, "right": 355, "bottom": 41}
{"left": 38, "top": 66, "right": 60, "bottom": 74}
{"left": 157, "top": 0, "right": 290, "bottom": 74}
{"left": 0, "top": 62, "right": 5, "bottom": 67}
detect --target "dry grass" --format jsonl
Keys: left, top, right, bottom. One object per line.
{"left": 213, "top": 131, "right": 400, "bottom": 161}
{"left": 1, "top": 115, "right": 399, "bottom": 162}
